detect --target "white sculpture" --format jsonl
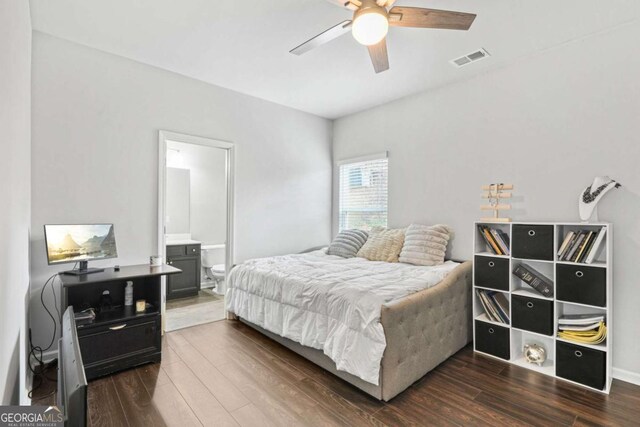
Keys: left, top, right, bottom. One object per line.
{"left": 579, "top": 176, "right": 621, "bottom": 222}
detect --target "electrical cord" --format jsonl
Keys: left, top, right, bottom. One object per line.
{"left": 28, "top": 272, "right": 61, "bottom": 400}
{"left": 51, "top": 277, "right": 61, "bottom": 323}
{"left": 28, "top": 262, "right": 80, "bottom": 399}
{"left": 39, "top": 273, "right": 59, "bottom": 352}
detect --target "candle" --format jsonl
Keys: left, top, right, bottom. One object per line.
{"left": 136, "top": 299, "right": 146, "bottom": 313}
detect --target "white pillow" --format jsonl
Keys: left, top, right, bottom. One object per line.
{"left": 357, "top": 227, "right": 405, "bottom": 263}
{"left": 399, "top": 224, "right": 452, "bottom": 266}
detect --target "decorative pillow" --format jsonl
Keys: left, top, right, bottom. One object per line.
{"left": 399, "top": 224, "right": 452, "bottom": 266}
{"left": 357, "top": 227, "right": 405, "bottom": 263}
{"left": 327, "top": 229, "right": 369, "bottom": 258}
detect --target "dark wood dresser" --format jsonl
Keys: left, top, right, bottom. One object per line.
{"left": 59, "top": 264, "right": 180, "bottom": 380}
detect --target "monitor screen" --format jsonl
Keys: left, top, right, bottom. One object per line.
{"left": 44, "top": 224, "right": 118, "bottom": 265}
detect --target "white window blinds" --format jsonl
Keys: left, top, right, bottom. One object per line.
{"left": 338, "top": 156, "right": 388, "bottom": 231}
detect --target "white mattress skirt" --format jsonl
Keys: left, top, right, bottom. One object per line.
{"left": 226, "top": 251, "right": 459, "bottom": 384}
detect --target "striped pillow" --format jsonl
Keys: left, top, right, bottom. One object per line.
{"left": 327, "top": 229, "right": 369, "bottom": 258}
{"left": 399, "top": 224, "right": 452, "bottom": 266}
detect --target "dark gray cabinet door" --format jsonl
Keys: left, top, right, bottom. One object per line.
{"left": 167, "top": 256, "right": 200, "bottom": 299}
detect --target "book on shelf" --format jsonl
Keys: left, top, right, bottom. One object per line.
{"left": 477, "top": 225, "right": 509, "bottom": 255}
{"left": 572, "top": 231, "right": 594, "bottom": 263}
{"left": 490, "top": 229, "right": 510, "bottom": 256}
{"left": 585, "top": 228, "right": 607, "bottom": 264}
{"left": 489, "top": 292, "right": 510, "bottom": 323}
{"left": 558, "top": 227, "right": 606, "bottom": 264}
{"left": 477, "top": 290, "right": 500, "bottom": 322}
{"left": 478, "top": 225, "right": 502, "bottom": 255}
{"left": 558, "top": 322, "right": 602, "bottom": 331}
{"left": 557, "top": 231, "right": 575, "bottom": 259}
{"left": 558, "top": 321, "right": 607, "bottom": 345}
{"left": 476, "top": 289, "right": 509, "bottom": 324}
{"left": 557, "top": 313, "right": 605, "bottom": 325}
{"left": 512, "top": 263, "right": 554, "bottom": 298}
{"left": 498, "top": 229, "right": 511, "bottom": 255}
{"left": 491, "top": 292, "right": 510, "bottom": 320}
{"left": 564, "top": 232, "right": 586, "bottom": 261}
{"left": 577, "top": 231, "right": 597, "bottom": 263}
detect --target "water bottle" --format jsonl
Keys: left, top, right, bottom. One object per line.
{"left": 125, "top": 281, "right": 133, "bottom": 306}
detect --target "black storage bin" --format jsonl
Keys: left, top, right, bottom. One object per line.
{"left": 475, "top": 320, "right": 510, "bottom": 360}
{"left": 556, "top": 341, "right": 606, "bottom": 390}
{"left": 512, "top": 225, "right": 554, "bottom": 261}
{"left": 511, "top": 295, "right": 554, "bottom": 335}
{"left": 474, "top": 256, "right": 510, "bottom": 291}
{"left": 556, "top": 264, "right": 606, "bottom": 307}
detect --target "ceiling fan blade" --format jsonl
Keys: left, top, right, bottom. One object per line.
{"left": 367, "top": 38, "right": 389, "bottom": 73}
{"left": 290, "top": 20, "right": 352, "bottom": 56}
{"left": 388, "top": 7, "right": 476, "bottom": 30}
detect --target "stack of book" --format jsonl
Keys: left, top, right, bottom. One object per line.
{"left": 557, "top": 227, "right": 607, "bottom": 264}
{"left": 476, "top": 289, "right": 510, "bottom": 324}
{"left": 513, "top": 263, "right": 554, "bottom": 298}
{"left": 477, "top": 225, "right": 510, "bottom": 255}
{"left": 558, "top": 314, "right": 607, "bottom": 345}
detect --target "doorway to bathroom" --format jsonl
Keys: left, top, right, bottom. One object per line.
{"left": 158, "top": 131, "right": 234, "bottom": 332}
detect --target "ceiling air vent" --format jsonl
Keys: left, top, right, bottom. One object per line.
{"left": 450, "top": 48, "right": 490, "bottom": 68}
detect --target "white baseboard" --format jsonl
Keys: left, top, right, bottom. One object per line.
{"left": 24, "top": 349, "right": 57, "bottom": 405}
{"left": 613, "top": 367, "right": 640, "bottom": 386}
{"left": 23, "top": 369, "right": 33, "bottom": 406}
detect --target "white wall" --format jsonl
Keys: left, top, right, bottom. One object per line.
{"left": 167, "top": 141, "right": 228, "bottom": 245}
{"left": 30, "top": 33, "right": 332, "bottom": 351}
{"left": 334, "top": 22, "right": 640, "bottom": 377}
{"left": 166, "top": 167, "right": 191, "bottom": 234}
{"left": 0, "top": 0, "right": 31, "bottom": 405}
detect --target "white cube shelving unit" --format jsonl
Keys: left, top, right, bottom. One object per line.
{"left": 472, "top": 221, "right": 613, "bottom": 393}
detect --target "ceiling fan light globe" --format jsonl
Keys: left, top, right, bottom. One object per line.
{"left": 352, "top": 12, "right": 389, "bottom": 46}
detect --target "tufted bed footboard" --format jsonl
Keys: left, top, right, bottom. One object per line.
{"left": 238, "top": 261, "right": 473, "bottom": 401}
{"left": 379, "top": 260, "right": 472, "bottom": 400}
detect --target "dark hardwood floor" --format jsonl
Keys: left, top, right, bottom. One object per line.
{"left": 33, "top": 320, "right": 640, "bottom": 426}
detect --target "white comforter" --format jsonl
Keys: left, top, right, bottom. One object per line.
{"left": 225, "top": 250, "right": 459, "bottom": 385}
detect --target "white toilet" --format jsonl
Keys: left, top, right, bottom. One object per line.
{"left": 201, "top": 244, "right": 226, "bottom": 294}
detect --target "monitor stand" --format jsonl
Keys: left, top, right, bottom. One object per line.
{"left": 61, "top": 261, "right": 105, "bottom": 276}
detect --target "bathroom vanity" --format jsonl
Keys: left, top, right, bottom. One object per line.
{"left": 166, "top": 241, "right": 201, "bottom": 300}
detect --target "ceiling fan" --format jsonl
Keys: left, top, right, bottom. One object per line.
{"left": 290, "top": 0, "right": 477, "bottom": 73}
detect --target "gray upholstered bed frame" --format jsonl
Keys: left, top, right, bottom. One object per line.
{"left": 236, "top": 261, "right": 472, "bottom": 401}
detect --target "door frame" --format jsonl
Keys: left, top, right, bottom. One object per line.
{"left": 158, "top": 130, "right": 235, "bottom": 332}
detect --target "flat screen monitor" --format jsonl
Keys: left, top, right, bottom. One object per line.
{"left": 44, "top": 224, "right": 118, "bottom": 274}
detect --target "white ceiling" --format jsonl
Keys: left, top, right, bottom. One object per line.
{"left": 30, "top": 0, "right": 640, "bottom": 119}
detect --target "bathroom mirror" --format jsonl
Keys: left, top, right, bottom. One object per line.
{"left": 166, "top": 167, "right": 190, "bottom": 234}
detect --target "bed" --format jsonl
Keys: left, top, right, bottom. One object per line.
{"left": 226, "top": 250, "right": 472, "bottom": 401}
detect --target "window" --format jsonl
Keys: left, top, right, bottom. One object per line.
{"left": 338, "top": 154, "right": 388, "bottom": 231}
